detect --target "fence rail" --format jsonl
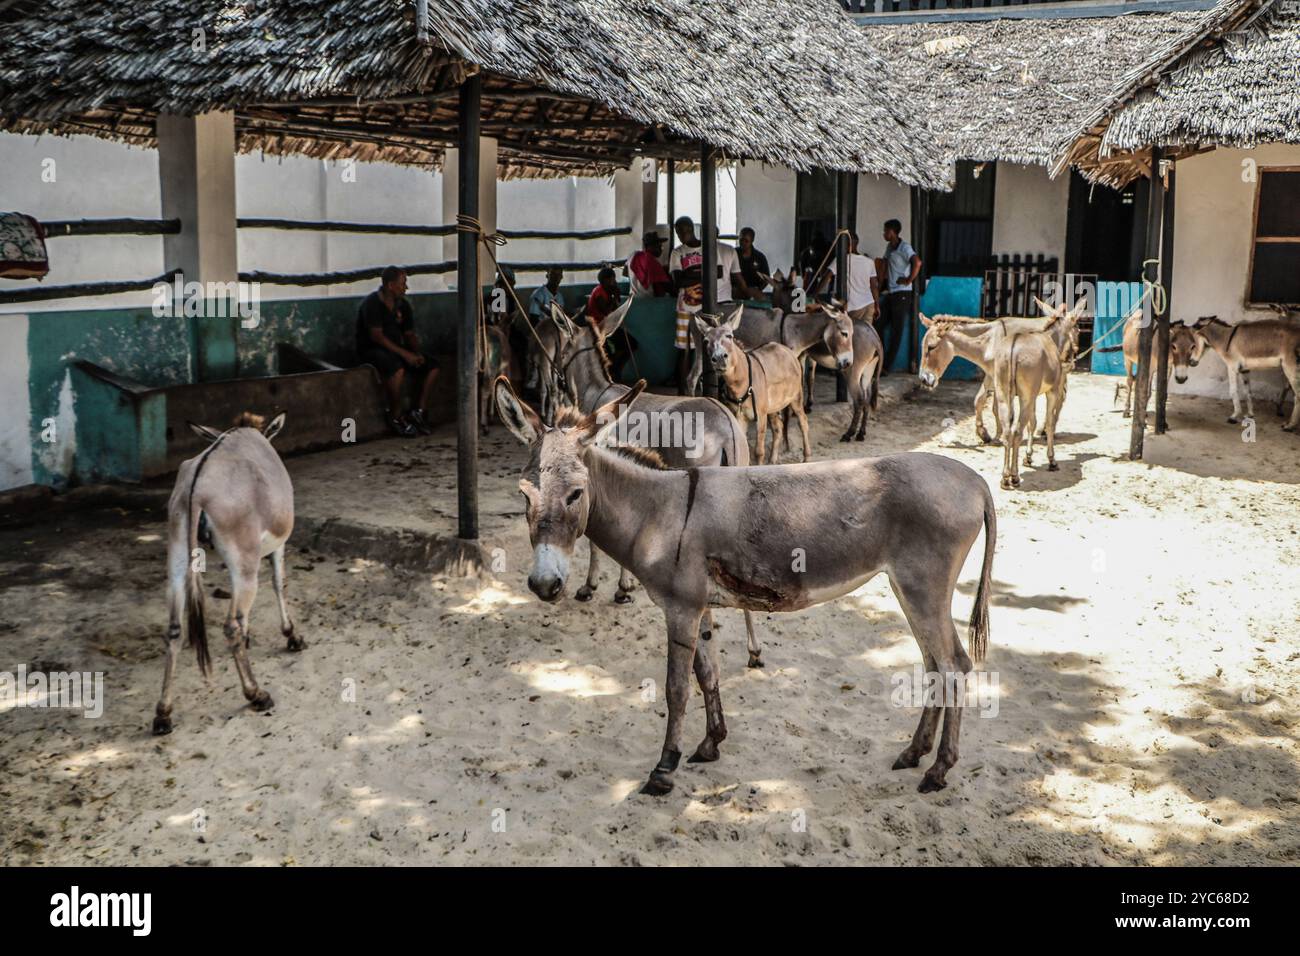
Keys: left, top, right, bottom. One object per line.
{"left": 981, "top": 254, "right": 1097, "bottom": 325}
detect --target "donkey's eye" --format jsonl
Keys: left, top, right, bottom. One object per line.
{"left": 566, "top": 489, "right": 583, "bottom": 506}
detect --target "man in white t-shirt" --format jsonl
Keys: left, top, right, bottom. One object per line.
{"left": 669, "top": 218, "right": 752, "bottom": 393}
{"left": 822, "top": 231, "right": 879, "bottom": 322}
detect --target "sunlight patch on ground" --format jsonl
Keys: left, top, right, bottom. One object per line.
{"left": 509, "top": 660, "right": 623, "bottom": 698}
{"left": 339, "top": 714, "right": 426, "bottom": 748}
{"left": 449, "top": 585, "right": 531, "bottom": 615}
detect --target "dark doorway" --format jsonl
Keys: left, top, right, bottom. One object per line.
{"left": 795, "top": 168, "right": 837, "bottom": 280}
{"left": 1065, "top": 170, "right": 1149, "bottom": 281}
{"left": 924, "top": 160, "right": 996, "bottom": 276}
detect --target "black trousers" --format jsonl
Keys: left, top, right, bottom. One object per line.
{"left": 877, "top": 292, "right": 913, "bottom": 373}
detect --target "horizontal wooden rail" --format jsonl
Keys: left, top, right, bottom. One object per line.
{"left": 0, "top": 271, "right": 180, "bottom": 305}
{"left": 41, "top": 218, "right": 181, "bottom": 237}
{"left": 236, "top": 218, "right": 632, "bottom": 241}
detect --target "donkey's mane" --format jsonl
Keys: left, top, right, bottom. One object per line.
{"left": 234, "top": 411, "right": 265, "bottom": 429}
{"left": 553, "top": 404, "right": 668, "bottom": 471}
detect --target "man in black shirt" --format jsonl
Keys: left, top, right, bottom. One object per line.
{"left": 736, "top": 227, "right": 770, "bottom": 292}
{"left": 356, "top": 266, "right": 439, "bottom": 436}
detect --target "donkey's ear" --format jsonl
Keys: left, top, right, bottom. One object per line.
{"left": 1032, "top": 296, "right": 1058, "bottom": 317}
{"left": 692, "top": 314, "right": 712, "bottom": 338}
{"left": 583, "top": 380, "right": 646, "bottom": 448}
{"left": 598, "top": 298, "right": 632, "bottom": 340}
{"left": 920, "top": 313, "right": 933, "bottom": 328}
{"left": 550, "top": 302, "right": 576, "bottom": 337}
{"left": 188, "top": 421, "right": 223, "bottom": 444}
{"left": 262, "top": 412, "right": 287, "bottom": 442}
{"left": 494, "top": 375, "right": 542, "bottom": 445}
{"left": 723, "top": 303, "right": 744, "bottom": 331}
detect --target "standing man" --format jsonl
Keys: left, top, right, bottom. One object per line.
{"left": 736, "top": 227, "right": 770, "bottom": 292}
{"left": 878, "top": 218, "right": 922, "bottom": 375}
{"left": 669, "top": 216, "right": 705, "bottom": 394}
{"left": 356, "top": 266, "right": 439, "bottom": 436}
{"left": 625, "top": 230, "right": 673, "bottom": 297}
{"left": 820, "top": 231, "right": 879, "bottom": 322}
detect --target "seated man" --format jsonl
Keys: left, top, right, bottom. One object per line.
{"left": 587, "top": 266, "right": 638, "bottom": 382}
{"left": 356, "top": 266, "right": 439, "bottom": 436}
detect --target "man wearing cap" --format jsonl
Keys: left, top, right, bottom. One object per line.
{"left": 625, "top": 230, "right": 672, "bottom": 298}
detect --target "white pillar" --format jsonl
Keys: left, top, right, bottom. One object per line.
{"left": 614, "top": 164, "right": 652, "bottom": 262}
{"left": 157, "top": 112, "right": 238, "bottom": 380}
{"left": 442, "top": 138, "right": 499, "bottom": 287}
{"left": 157, "top": 112, "right": 238, "bottom": 286}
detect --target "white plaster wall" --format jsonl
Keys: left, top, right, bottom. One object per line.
{"left": 0, "top": 314, "right": 34, "bottom": 489}
{"left": 655, "top": 168, "right": 738, "bottom": 239}
{"left": 1169, "top": 144, "right": 1300, "bottom": 401}
{"left": 856, "top": 173, "right": 912, "bottom": 260}
{"left": 991, "top": 162, "right": 1068, "bottom": 264}
{"left": 736, "top": 162, "right": 797, "bottom": 276}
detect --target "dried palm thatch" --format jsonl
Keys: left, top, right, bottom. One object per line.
{"left": 1052, "top": 0, "right": 1289, "bottom": 187}
{"left": 0, "top": 0, "right": 948, "bottom": 185}
{"left": 862, "top": 9, "right": 1212, "bottom": 168}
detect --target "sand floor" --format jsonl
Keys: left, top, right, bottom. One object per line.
{"left": 1, "top": 371, "right": 1298, "bottom": 866}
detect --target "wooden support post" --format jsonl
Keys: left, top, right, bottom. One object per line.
{"left": 1155, "top": 160, "right": 1176, "bottom": 435}
{"left": 456, "top": 75, "right": 481, "bottom": 541}
{"left": 700, "top": 145, "right": 718, "bottom": 396}
{"left": 1130, "top": 145, "right": 1165, "bottom": 460}
{"left": 666, "top": 159, "right": 676, "bottom": 246}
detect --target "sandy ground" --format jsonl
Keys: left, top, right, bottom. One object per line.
{"left": 2, "top": 371, "right": 1298, "bottom": 866}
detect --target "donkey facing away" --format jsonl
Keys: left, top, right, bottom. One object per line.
{"left": 494, "top": 376, "right": 996, "bottom": 795}
{"left": 153, "top": 412, "right": 300, "bottom": 735}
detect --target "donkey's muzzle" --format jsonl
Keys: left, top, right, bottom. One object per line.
{"left": 527, "top": 543, "right": 568, "bottom": 602}
{"left": 918, "top": 370, "right": 938, "bottom": 389}
{"left": 836, "top": 356, "right": 851, "bottom": 370}
{"left": 528, "top": 574, "right": 564, "bottom": 602}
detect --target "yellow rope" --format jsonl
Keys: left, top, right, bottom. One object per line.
{"left": 1071, "top": 263, "right": 1168, "bottom": 364}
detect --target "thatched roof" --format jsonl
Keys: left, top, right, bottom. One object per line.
{"left": 0, "top": 0, "right": 948, "bottom": 185}
{"left": 861, "top": 8, "right": 1213, "bottom": 168}
{"left": 1052, "top": 0, "right": 1296, "bottom": 186}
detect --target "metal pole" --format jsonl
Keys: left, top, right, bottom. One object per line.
{"left": 1130, "top": 145, "right": 1164, "bottom": 460}
{"left": 700, "top": 145, "right": 718, "bottom": 396}
{"left": 666, "top": 159, "right": 676, "bottom": 249}
{"left": 835, "top": 170, "right": 853, "bottom": 402}
{"left": 1155, "top": 160, "right": 1176, "bottom": 435}
{"left": 456, "top": 75, "right": 481, "bottom": 540}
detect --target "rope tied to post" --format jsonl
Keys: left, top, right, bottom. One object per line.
{"left": 1071, "top": 260, "right": 1168, "bottom": 365}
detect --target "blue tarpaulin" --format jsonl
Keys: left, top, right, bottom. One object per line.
{"left": 918, "top": 276, "right": 983, "bottom": 380}
{"left": 1090, "top": 281, "right": 1143, "bottom": 377}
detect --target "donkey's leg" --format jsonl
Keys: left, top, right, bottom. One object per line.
{"left": 997, "top": 396, "right": 1016, "bottom": 490}
{"left": 891, "top": 647, "right": 941, "bottom": 770}
{"left": 755, "top": 412, "right": 769, "bottom": 464}
{"left": 226, "top": 553, "right": 273, "bottom": 712}
{"left": 1022, "top": 401, "right": 1038, "bottom": 467}
{"left": 1241, "top": 369, "right": 1256, "bottom": 420}
{"left": 576, "top": 541, "right": 600, "bottom": 602}
{"left": 688, "top": 613, "right": 727, "bottom": 763}
{"left": 1123, "top": 364, "right": 1135, "bottom": 417}
{"left": 640, "top": 607, "right": 704, "bottom": 796}
{"left": 614, "top": 565, "right": 636, "bottom": 604}
{"left": 743, "top": 610, "right": 763, "bottom": 668}
{"left": 270, "top": 545, "right": 304, "bottom": 652}
{"left": 841, "top": 381, "right": 861, "bottom": 442}
{"left": 793, "top": 403, "right": 812, "bottom": 460}
{"left": 973, "top": 378, "right": 997, "bottom": 445}
{"left": 1282, "top": 357, "right": 1300, "bottom": 431}
{"left": 889, "top": 566, "right": 972, "bottom": 793}
{"left": 154, "top": 539, "right": 189, "bottom": 735}
{"left": 1226, "top": 366, "right": 1243, "bottom": 423}
{"left": 803, "top": 359, "right": 815, "bottom": 413}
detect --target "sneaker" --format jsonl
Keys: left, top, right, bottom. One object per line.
{"left": 389, "top": 416, "right": 418, "bottom": 437}
{"left": 406, "top": 408, "right": 434, "bottom": 435}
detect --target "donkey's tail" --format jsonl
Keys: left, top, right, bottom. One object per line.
{"left": 185, "top": 500, "right": 211, "bottom": 677}
{"left": 869, "top": 353, "right": 882, "bottom": 413}
{"left": 967, "top": 482, "right": 996, "bottom": 664}
{"left": 782, "top": 406, "right": 791, "bottom": 452}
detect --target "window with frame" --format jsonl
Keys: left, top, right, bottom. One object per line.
{"left": 1249, "top": 168, "right": 1300, "bottom": 304}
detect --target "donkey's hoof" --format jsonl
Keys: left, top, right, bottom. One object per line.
{"left": 1047, "top": 461, "right": 1060, "bottom": 472}
{"left": 574, "top": 585, "right": 594, "bottom": 602}
{"left": 639, "top": 772, "right": 675, "bottom": 796}
{"left": 803, "top": 404, "right": 813, "bottom": 414}
{"left": 249, "top": 691, "right": 275, "bottom": 713}
{"left": 1122, "top": 411, "right": 1132, "bottom": 419}
{"left": 1227, "top": 416, "right": 1240, "bottom": 425}
{"left": 1283, "top": 424, "right": 1296, "bottom": 433}
{"left": 688, "top": 738, "right": 720, "bottom": 763}
{"left": 839, "top": 433, "right": 852, "bottom": 443}
{"left": 1011, "top": 475, "right": 1022, "bottom": 488}
{"left": 854, "top": 432, "right": 865, "bottom": 442}
{"left": 1023, "top": 454, "right": 1033, "bottom": 466}
{"left": 917, "top": 772, "right": 948, "bottom": 794}
{"left": 285, "top": 631, "right": 307, "bottom": 652}
{"left": 152, "top": 714, "right": 173, "bottom": 736}
{"left": 892, "top": 750, "right": 921, "bottom": 770}
{"left": 747, "top": 652, "right": 765, "bottom": 669}
{"left": 1000, "top": 478, "right": 1014, "bottom": 490}
{"left": 614, "top": 590, "right": 634, "bottom": 605}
